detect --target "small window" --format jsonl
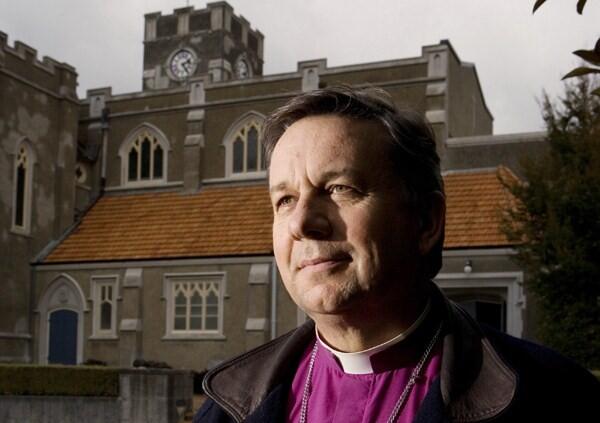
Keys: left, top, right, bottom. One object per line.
{"left": 157, "top": 15, "right": 178, "bottom": 38}
{"left": 15, "top": 156, "right": 26, "bottom": 227}
{"left": 120, "top": 125, "right": 169, "bottom": 187}
{"left": 140, "top": 137, "right": 151, "bottom": 179}
{"left": 225, "top": 115, "right": 265, "bottom": 178}
{"left": 233, "top": 137, "right": 244, "bottom": 173}
{"left": 189, "top": 12, "right": 210, "bottom": 32}
{"left": 231, "top": 18, "right": 242, "bottom": 40}
{"left": 248, "top": 33, "right": 258, "bottom": 53}
{"left": 12, "top": 141, "right": 35, "bottom": 234}
{"left": 100, "top": 294, "right": 112, "bottom": 330}
{"left": 247, "top": 127, "right": 258, "bottom": 171}
{"left": 165, "top": 274, "right": 224, "bottom": 338}
{"left": 128, "top": 147, "right": 138, "bottom": 181}
{"left": 153, "top": 145, "right": 163, "bottom": 179}
{"left": 91, "top": 276, "right": 118, "bottom": 338}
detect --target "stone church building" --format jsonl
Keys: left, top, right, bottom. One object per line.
{"left": 0, "top": 2, "right": 547, "bottom": 370}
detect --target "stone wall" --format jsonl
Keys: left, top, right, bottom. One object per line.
{"left": 0, "top": 369, "right": 193, "bottom": 423}
{"left": 0, "top": 396, "right": 119, "bottom": 423}
{"left": 0, "top": 31, "right": 79, "bottom": 363}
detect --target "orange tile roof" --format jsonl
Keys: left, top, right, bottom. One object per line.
{"left": 43, "top": 167, "right": 517, "bottom": 263}
{"left": 444, "top": 166, "right": 517, "bottom": 249}
{"left": 44, "top": 184, "right": 274, "bottom": 263}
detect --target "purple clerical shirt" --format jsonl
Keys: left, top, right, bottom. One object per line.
{"left": 286, "top": 333, "right": 442, "bottom": 423}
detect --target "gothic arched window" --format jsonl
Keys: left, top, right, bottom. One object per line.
{"left": 12, "top": 140, "right": 35, "bottom": 234}
{"left": 119, "top": 124, "right": 170, "bottom": 187}
{"left": 224, "top": 112, "right": 266, "bottom": 178}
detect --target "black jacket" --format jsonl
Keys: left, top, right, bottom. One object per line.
{"left": 195, "top": 285, "right": 600, "bottom": 422}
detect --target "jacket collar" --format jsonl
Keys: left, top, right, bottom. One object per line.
{"left": 203, "top": 322, "right": 315, "bottom": 422}
{"left": 203, "top": 283, "right": 516, "bottom": 422}
{"left": 438, "top": 293, "right": 517, "bottom": 422}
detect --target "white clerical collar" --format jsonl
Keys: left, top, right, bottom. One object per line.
{"left": 316, "top": 300, "right": 431, "bottom": 375}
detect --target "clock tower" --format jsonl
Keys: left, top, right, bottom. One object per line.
{"left": 142, "top": 2, "right": 264, "bottom": 90}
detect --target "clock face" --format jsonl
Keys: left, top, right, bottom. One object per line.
{"left": 235, "top": 59, "right": 249, "bottom": 79}
{"left": 170, "top": 49, "right": 196, "bottom": 80}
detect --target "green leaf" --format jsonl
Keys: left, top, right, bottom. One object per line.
{"left": 562, "top": 67, "right": 600, "bottom": 80}
{"left": 573, "top": 49, "right": 600, "bottom": 66}
{"left": 591, "top": 87, "right": 600, "bottom": 97}
{"left": 576, "top": 0, "right": 587, "bottom": 14}
{"left": 533, "top": 0, "right": 547, "bottom": 13}
{"left": 504, "top": 78, "right": 600, "bottom": 369}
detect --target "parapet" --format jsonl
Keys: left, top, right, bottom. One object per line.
{"left": 0, "top": 31, "right": 78, "bottom": 99}
{"left": 143, "top": 1, "right": 263, "bottom": 59}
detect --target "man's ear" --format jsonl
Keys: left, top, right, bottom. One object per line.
{"left": 418, "top": 191, "right": 446, "bottom": 255}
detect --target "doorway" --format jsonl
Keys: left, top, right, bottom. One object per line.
{"left": 48, "top": 309, "right": 78, "bottom": 364}
{"left": 37, "top": 274, "right": 87, "bottom": 364}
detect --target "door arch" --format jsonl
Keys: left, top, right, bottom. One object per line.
{"left": 37, "top": 274, "right": 87, "bottom": 364}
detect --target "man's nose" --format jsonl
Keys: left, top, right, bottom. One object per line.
{"left": 288, "top": 197, "right": 332, "bottom": 240}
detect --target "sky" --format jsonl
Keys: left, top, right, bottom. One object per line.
{"left": 1, "top": 0, "right": 598, "bottom": 135}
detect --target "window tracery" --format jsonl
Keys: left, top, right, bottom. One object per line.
{"left": 164, "top": 274, "right": 224, "bottom": 338}
{"left": 224, "top": 113, "right": 266, "bottom": 178}
{"left": 119, "top": 124, "right": 169, "bottom": 187}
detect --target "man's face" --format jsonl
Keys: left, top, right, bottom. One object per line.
{"left": 269, "top": 115, "right": 423, "bottom": 318}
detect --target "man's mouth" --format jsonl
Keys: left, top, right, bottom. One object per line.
{"left": 298, "top": 254, "right": 352, "bottom": 270}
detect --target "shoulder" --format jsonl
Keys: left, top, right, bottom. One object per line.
{"left": 198, "top": 322, "right": 316, "bottom": 422}
{"left": 193, "top": 398, "right": 234, "bottom": 423}
{"left": 481, "top": 325, "right": 600, "bottom": 419}
{"left": 483, "top": 325, "right": 597, "bottom": 384}
{"left": 194, "top": 382, "right": 292, "bottom": 423}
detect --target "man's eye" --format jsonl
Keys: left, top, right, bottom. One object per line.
{"left": 276, "top": 196, "right": 294, "bottom": 208}
{"left": 329, "top": 185, "right": 353, "bottom": 194}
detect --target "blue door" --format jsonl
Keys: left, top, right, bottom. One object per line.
{"left": 48, "top": 309, "right": 78, "bottom": 364}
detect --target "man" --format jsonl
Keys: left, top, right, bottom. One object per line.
{"left": 195, "top": 86, "right": 600, "bottom": 422}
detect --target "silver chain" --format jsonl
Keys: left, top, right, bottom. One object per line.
{"left": 299, "top": 340, "right": 320, "bottom": 423}
{"left": 299, "top": 323, "right": 443, "bottom": 423}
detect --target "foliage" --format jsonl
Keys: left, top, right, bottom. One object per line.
{"left": 0, "top": 364, "right": 119, "bottom": 397}
{"left": 532, "top": 0, "right": 600, "bottom": 96}
{"left": 501, "top": 77, "right": 600, "bottom": 368}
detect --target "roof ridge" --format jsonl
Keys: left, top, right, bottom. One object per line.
{"left": 442, "top": 166, "right": 501, "bottom": 176}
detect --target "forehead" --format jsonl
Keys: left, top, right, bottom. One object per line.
{"left": 269, "top": 115, "right": 391, "bottom": 172}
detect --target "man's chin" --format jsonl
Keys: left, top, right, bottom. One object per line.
{"left": 298, "top": 289, "right": 359, "bottom": 317}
